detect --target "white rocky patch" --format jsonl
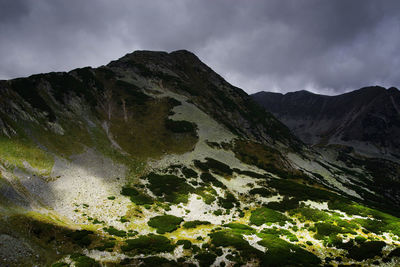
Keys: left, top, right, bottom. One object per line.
{"left": 166, "top": 194, "right": 234, "bottom": 225}
{"left": 243, "top": 234, "right": 266, "bottom": 252}
{"left": 10, "top": 148, "right": 132, "bottom": 228}
{"left": 84, "top": 249, "right": 127, "bottom": 264}
{"left": 221, "top": 174, "right": 258, "bottom": 195}
{"left": 300, "top": 200, "right": 329, "bottom": 210}
{"left": 148, "top": 88, "right": 264, "bottom": 174}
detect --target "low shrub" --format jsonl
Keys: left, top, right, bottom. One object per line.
{"left": 250, "top": 207, "right": 291, "bottom": 226}
{"left": 148, "top": 215, "right": 183, "bottom": 234}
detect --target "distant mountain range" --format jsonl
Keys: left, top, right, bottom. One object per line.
{"left": 252, "top": 86, "right": 400, "bottom": 159}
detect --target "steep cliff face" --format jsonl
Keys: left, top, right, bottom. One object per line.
{"left": 1, "top": 51, "right": 400, "bottom": 266}
{"left": 252, "top": 87, "right": 400, "bottom": 159}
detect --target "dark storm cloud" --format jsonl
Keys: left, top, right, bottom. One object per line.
{"left": 0, "top": 0, "right": 399, "bottom": 94}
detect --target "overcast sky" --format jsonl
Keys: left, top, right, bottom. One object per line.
{"left": 1, "top": 0, "right": 399, "bottom": 94}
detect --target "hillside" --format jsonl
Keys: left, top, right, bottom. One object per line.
{"left": 252, "top": 87, "right": 400, "bottom": 159}
{"left": 0, "top": 50, "right": 400, "bottom": 266}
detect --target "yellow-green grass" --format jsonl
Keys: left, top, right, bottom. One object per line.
{"left": 0, "top": 136, "right": 54, "bottom": 175}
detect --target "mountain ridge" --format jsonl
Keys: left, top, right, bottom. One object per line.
{"left": 252, "top": 86, "right": 400, "bottom": 159}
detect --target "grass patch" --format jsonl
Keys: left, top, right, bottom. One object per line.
{"left": 176, "top": 239, "right": 192, "bottom": 249}
{"left": 288, "top": 207, "right": 330, "bottom": 222}
{"left": 261, "top": 228, "right": 298, "bottom": 242}
{"left": 218, "top": 192, "right": 239, "bottom": 209}
{"left": 194, "top": 158, "right": 233, "bottom": 176}
{"left": 200, "top": 173, "right": 225, "bottom": 188}
{"left": 66, "top": 230, "right": 93, "bottom": 247}
{"left": 146, "top": 172, "right": 195, "bottom": 204}
{"left": 70, "top": 253, "right": 99, "bottom": 267}
{"left": 121, "top": 234, "right": 175, "bottom": 254}
{"left": 250, "top": 207, "right": 291, "bottom": 226}
{"left": 257, "top": 234, "right": 321, "bottom": 266}
{"left": 95, "top": 241, "right": 115, "bottom": 251}
{"left": 181, "top": 167, "right": 198, "bottom": 178}
{"left": 224, "top": 223, "right": 256, "bottom": 234}
{"left": 182, "top": 220, "right": 211, "bottom": 229}
{"left": 120, "top": 186, "right": 154, "bottom": 205}
{"left": 141, "top": 256, "right": 177, "bottom": 267}
{"left": 266, "top": 197, "right": 299, "bottom": 212}
{"left": 248, "top": 187, "right": 273, "bottom": 198}
{"left": 195, "top": 252, "right": 217, "bottom": 267}
{"left": 103, "top": 226, "right": 126, "bottom": 237}
{"left": 0, "top": 136, "right": 54, "bottom": 175}
{"left": 347, "top": 241, "right": 386, "bottom": 261}
{"left": 148, "top": 215, "right": 183, "bottom": 234}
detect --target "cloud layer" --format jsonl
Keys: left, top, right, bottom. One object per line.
{"left": 1, "top": 0, "right": 399, "bottom": 94}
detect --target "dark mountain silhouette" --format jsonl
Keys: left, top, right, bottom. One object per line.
{"left": 252, "top": 86, "right": 400, "bottom": 159}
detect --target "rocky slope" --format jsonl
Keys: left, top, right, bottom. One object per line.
{"left": 0, "top": 50, "right": 400, "bottom": 266}
{"left": 252, "top": 87, "right": 400, "bottom": 159}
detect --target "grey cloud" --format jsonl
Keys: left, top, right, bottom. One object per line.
{"left": 0, "top": 0, "right": 399, "bottom": 95}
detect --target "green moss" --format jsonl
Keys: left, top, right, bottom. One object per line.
{"left": 95, "top": 241, "right": 115, "bottom": 251}
{"left": 141, "top": 256, "right": 177, "bottom": 267}
{"left": 331, "top": 199, "right": 400, "bottom": 236}
{"left": 148, "top": 215, "right": 183, "bottom": 234}
{"left": 266, "top": 197, "right": 299, "bottom": 212}
{"left": 312, "top": 222, "right": 356, "bottom": 240}
{"left": 248, "top": 187, "right": 273, "bottom": 198}
{"left": 200, "top": 173, "right": 225, "bottom": 188}
{"left": 289, "top": 207, "right": 330, "bottom": 222}
{"left": 347, "top": 241, "right": 386, "bottom": 261}
{"left": 210, "top": 230, "right": 262, "bottom": 260}
{"left": 261, "top": 228, "right": 298, "bottom": 241}
{"left": 257, "top": 234, "right": 321, "bottom": 266}
{"left": 354, "top": 236, "right": 367, "bottom": 244}
{"left": 121, "top": 234, "right": 175, "bottom": 254}
{"left": 120, "top": 216, "right": 129, "bottom": 223}
{"left": 250, "top": 207, "right": 291, "bottom": 226}
{"left": 66, "top": 230, "right": 93, "bottom": 247}
{"left": 194, "top": 158, "right": 233, "bottom": 176}
{"left": 218, "top": 192, "right": 238, "bottom": 209}
{"left": 213, "top": 209, "right": 223, "bottom": 216}
{"left": 182, "top": 220, "right": 211, "bottom": 229}
{"left": 223, "top": 223, "right": 256, "bottom": 235}
{"left": 92, "top": 219, "right": 103, "bottom": 224}
{"left": 233, "top": 168, "right": 267, "bottom": 178}
{"left": 196, "top": 188, "right": 216, "bottom": 205}
{"left": 103, "top": 226, "right": 126, "bottom": 237}
{"left": 146, "top": 172, "right": 194, "bottom": 204}
{"left": 181, "top": 167, "right": 198, "bottom": 178}
{"left": 120, "top": 186, "right": 154, "bottom": 205}
{"left": 70, "top": 254, "right": 99, "bottom": 267}
{"left": 195, "top": 252, "right": 217, "bottom": 267}
{"left": 51, "top": 263, "right": 69, "bottom": 267}
{"left": 268, "top": 179, "right": 337, "bottom": 201}
{"left": 176, "top": 239, "right": 192, "bottom": 249}
{"left": 107, "top": 196, "right": 115, "bottom": 200}
{"left": 388, "top": 247, "right": 400, "bottom": 258}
